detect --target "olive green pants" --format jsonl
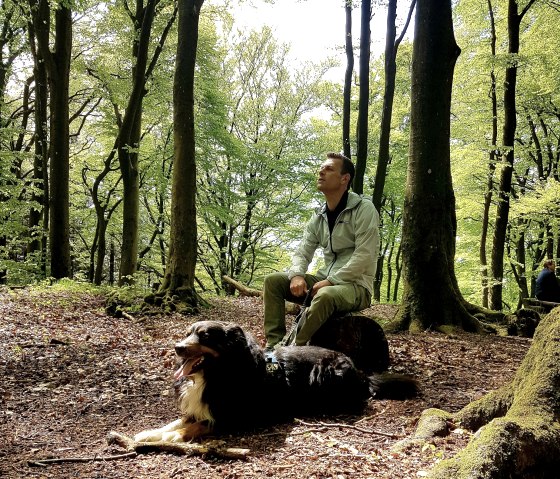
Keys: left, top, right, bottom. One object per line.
{"left": 263, "top": 272, "right": 371, "bottom": 347}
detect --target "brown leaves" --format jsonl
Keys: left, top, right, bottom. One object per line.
{"left": 1, "top": 288, "right": 530, "bottom": 479}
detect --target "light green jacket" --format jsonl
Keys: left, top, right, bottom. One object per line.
{"left": 288, "top": 192, "right": 380, "bottom": 294}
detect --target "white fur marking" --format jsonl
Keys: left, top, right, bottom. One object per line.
{"left": 179, "top": 373, "right": 214, "bottom": 424}
{"left": 134, "top": 418, "right": 184, "bottom": 443}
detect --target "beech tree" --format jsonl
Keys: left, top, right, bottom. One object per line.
{"left": 342, "top": 0, "right": 354, "bottom": 159}
{"left": 371, "top": 0, "right": 415, "bottom": 213}
{"left": 153, "top": 0, "right": 204, "bottom": 312}
{"left": 353, "top": 0, "right": 371, "bottom": 194}
{"left": 488, "top": 0, "right": 537, "bottom": 310}
{"left": 115, "top": 0, "right": 178, "bottom": 285}
{"left": 28, "top": 0, "right": 72, "bottom": 279}
{"left": 390, "top": 0, "right": 490, "bottom": 332}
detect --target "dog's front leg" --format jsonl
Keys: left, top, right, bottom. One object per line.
{"left": 134, "top": 419, "right": 212, "bottom": 443}
{"left": 134, "top": 418, "right": 185, "bottom": 443}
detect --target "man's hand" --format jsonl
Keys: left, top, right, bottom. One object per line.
{"left": 289, "top": 276, "right": 308, "bottom": 297}
{"left": 311, "top": 279, "right": 332, "bottom": 296}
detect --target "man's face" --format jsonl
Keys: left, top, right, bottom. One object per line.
{"left": 317, "top": 158, "right": 348, "bottom": 193}
{"left": 549, "top": 262, "right": 556, "bottom": 271}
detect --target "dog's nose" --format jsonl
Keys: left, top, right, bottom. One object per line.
{"left": 175, "top": 344, "right": 186, "bottom": 355}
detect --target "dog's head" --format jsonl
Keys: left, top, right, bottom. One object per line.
{"left": 174, "top": 321, "right": 261, "bottom": 382}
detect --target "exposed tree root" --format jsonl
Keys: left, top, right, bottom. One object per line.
{"left": 396, "top": 309, "right": 560, "bottom": 478}
{"left": 387, "top": 298, "right": 495, "bottom": 335}
{"left": 142, "top": 285, "right": 209, "bottom": 315}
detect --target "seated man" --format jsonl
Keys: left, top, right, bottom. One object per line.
{"left": 263, "top": 152, "right": 379, "bottom": 349}
{"left": 535, "top": 259, "right": 560, "bottom": 303}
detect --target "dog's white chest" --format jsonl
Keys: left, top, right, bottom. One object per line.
{"left": 179, "top": 375, "right": 214, "bottom": 423}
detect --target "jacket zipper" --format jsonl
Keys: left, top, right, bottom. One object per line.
{"left": 323, "top": 197, "right": 362, "bottom": 277}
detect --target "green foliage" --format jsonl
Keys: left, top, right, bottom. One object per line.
{"left": 1, "top": 0, "right": 559, "bottom": 316}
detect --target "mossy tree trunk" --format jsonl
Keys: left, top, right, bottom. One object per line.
{"left": 390, "top": 0, "right": 488, "bottom": 333}
{"left": 152, "top": 0, "right": 205, "bottom": 314}
{"left": 400, "top": 307, "right": 560, "bottom": 478}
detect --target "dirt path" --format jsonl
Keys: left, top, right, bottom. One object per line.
{"left": 0, "top": 288, "right": 530, "bottom": 478}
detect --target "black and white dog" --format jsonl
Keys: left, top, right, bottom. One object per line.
{"left": 134, "top": 320, "right": 417, "bottom": 442}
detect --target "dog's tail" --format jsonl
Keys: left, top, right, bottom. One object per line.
{"left": 368, "top": 372, "right": 419, "bottom": 400}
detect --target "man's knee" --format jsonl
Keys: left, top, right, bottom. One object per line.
{"left": 311, "top": 286, "right": 337, "bottom": 306}
{"left": 264, "top": 272, "right": 289, "bottom": 293}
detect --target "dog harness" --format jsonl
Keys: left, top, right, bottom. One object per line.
{"left": 264, "top": 351, "right": 285, "bottom": 381}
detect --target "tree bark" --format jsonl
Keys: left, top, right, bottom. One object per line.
{"left": 20, "top": 11, "right": 47, "bottom": 266}
{"left": 117, "top": 0, "right": 157, "bottom": 285}
{"left": 116, "top": 0, "right": 177, "bottom": 285}
{"left": 479, "top": 0, "right": 497, "bottom": 309}
{"left": 353, "top": 0, "right": 371, "bottom": 194}
{"left": 371, "top": 0, "right": 415, "bottom": 213}
{"left": 342, "top": 0, "right": 353, "bottom": 159}
{"left": 29, "top": 0, "right": 72, "bottom": 279}
{"left": 400, "top": 307, "right": 560, "bottom": 478}
{"left": 157, "top": 0, "right": 205, "bottom": 312}
{"left": 390, "top": 0, "right": 484, "bottom": 333}
{"left": 489, "top": 0, "right": 536, "bottom": 310}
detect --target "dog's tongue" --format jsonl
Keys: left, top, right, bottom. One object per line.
{"left": 174, "top": 363, "right": 187, "bottom": 381}
{"left": 174, "top": 357, "right": 198, "bottom": 380}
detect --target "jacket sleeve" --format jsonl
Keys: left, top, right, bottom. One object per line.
{"left": 327, "top": 200, "right": 379, "bottom": 285}
{"left": 287, "top": 216, "right": 320, "bottom": 279}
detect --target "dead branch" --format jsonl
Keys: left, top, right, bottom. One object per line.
{"left": 222, "top": 275, "right": 300, "bottom": 315}
{"left": 222, "top": 275, "right": 262, "bottom": 297}
{"left": 107, "top": 431, "right": 250, "bottom": 460}
{"left": 18, "top": 338, "right": 68, "bottom": 348}
{"left": 120, "top": 311, "right": 136, "bottom": 321}
{"left": 28, "top": 452, "right": 137, "bottom": 467}
{"left": 294, "top": 419, "right": 401, "bottom": 439}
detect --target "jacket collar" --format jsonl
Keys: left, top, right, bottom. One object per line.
{"left": 318, "top": 191, "right": 362, "bottom": 215}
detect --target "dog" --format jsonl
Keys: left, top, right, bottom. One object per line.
{"left": 134, "top": 320, "right": 417, "bottom": 443}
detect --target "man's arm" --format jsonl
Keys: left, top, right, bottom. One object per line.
{"left": 287, "top": 216, "right": 320, "bottom": 280}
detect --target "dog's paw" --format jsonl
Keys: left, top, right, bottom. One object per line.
{"left": 134, "top": 429, "right": 164, "bottom": 443}
{"left": 160, "top": 430, "right": 186, "bottom": 443}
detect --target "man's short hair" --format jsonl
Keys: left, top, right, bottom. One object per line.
{"left": 544, "top": 259, "right": 556, "bottom": 269}
{"left": 326, "top": 152, "right": 355, "bottom": 191}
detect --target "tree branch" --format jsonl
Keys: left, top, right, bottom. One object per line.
{"left": 106, "top": 431, "right": 250, "bottom": 460}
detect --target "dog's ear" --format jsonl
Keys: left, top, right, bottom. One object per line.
{"left": 223, "top": 324, "right": 264, "bottom": 365}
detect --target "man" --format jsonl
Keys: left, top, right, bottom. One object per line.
{"left": 535, "top": 259, "right": 560, "bottom": 303}
{"left": 263, "top": 152, "right": 379, "bottom": 349}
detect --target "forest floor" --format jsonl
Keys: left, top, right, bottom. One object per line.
{"left": 1, "top": 286, "right": 531, "bottom": 479}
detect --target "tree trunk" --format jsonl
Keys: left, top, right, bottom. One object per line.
{"left": 117, "top": 0, "right": 157, "bottom": 285}
{"left": 342, "top": 0, "right": 353, "bottom": 159}
{"left": 401, "top": 307, "right": 560, "bottom": 478}
{"left": 489, "top": 0, "right": 536, "bottom": 310}
{"left": 115, "top": 0, "right": 177, "bottom": 285}
{"left": 353, "top": 0, "right": 371, "bottom": 195}
{"left": 371, "top": 0, "right": 415, "bottom": 213}
{"left": 392, "top": 240, "right": 402, "bottom": 302}
{"left": 156, "top": 0, "right": 205, "bottom": 312}
{"left": 26, "top": 21, "right": 49, "bottom": 268}
{"left": 30, "top": 0, "right": 72, "bottom": 279}
{"left": 390, "top": 0, "right": 483, "bottom": 333}
{"left": 479, "top": 0, "right": 498, "bottom": 309}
